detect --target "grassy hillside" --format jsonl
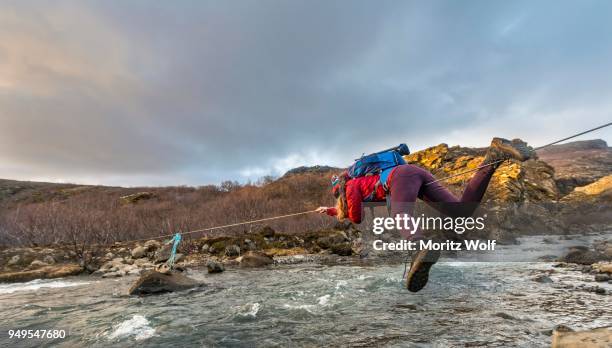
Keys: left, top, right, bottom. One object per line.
{"left": 0, "top": 171, "right": 338, "bottom": 247}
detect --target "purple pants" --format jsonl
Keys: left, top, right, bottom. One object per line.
{"left": 388, "top": 164, "right": 496, "bottom": 239}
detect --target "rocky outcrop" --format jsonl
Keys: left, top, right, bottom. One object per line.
{"left": 403, "top": 142, "right": 562, "bottom": 242}
{"left": 283, "top": 165, "right": 340, "bottom": 177}
{"left": 402, "top": 140, "right": 612, "bottom": 241}
{"left": 562, "top": 175, "right": 612, "bottom": 202}
{"left": 551, "top": 325, "right": 611, "bottom": 348}
{"left": 0, "top": 264, "right": 83, "bottom": 282}
{"left": 119, "top": 191, "right": 156, "bottom": 204}
{"left": 128, "top": 270, "right": 204, "bottom": 295}
{"left": 404, "top": 142, "right": 559, "bottom": 203}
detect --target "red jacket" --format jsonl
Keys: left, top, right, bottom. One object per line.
{"left": 326, "top": 174, "right": 387, "bottom": 223}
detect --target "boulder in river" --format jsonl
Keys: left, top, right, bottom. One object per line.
{"left": 237, "top": 251, "right": 273, "bottom": 268}
{"left": 533, "top": 274, "right": 553, "bottom": 283}
{"left": 128, "top": 270, "right": 204, "bottom": 295}
{"left": 206, "top": 260, "right": 225, "bottom": 273}
{"left": 551, "top": 325, "right": 611, "bottom": 348}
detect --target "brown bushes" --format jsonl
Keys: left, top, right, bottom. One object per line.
{"left": 0, "top": 173, "right": 338, "bottom": 247}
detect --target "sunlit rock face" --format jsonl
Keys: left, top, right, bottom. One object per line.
{"left": 403, "top": 140, "right": 610, "bottom": 242}
{"left": 404, "top": 142, "right": 559, "bottom": 203}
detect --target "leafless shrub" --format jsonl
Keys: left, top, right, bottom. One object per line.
{"left": 0, "top": 173, "right": 338, "bottom": 247}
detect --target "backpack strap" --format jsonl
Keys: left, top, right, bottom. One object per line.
{"left": 363, "top": 181, "right": 379, "bottom": 202}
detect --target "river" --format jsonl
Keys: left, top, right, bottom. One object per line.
{"left": 0, "top": 235, "right": 610, "bottom": 347}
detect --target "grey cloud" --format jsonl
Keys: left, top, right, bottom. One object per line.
{"left": 1, "top": 0, "right": 611, "bottom": 185}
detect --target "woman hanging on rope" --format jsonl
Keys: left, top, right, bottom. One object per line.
{"left": 316, "top": 137, "right": 536, "bottom": 292}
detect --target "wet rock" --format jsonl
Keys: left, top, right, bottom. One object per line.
{"left": 238, "top": 251, "right": 273, "bottom": 268}
{"left": 225, "top": 245, "right": 241, "bottom": 257}
{"left": 207, "top": 260, "right": 224, "bottom": 273}
{"left": 594, "top": 274, "right": 611, "bottom": 282}
{"left": 560, "top": 246, "right": 610, "bottom": 265}
{"left": 533, "top": 275, "right": 553, "bottom": 283}
{"left": 494, "top": 312, "right": 518, "bottom": 320}
{"left": 331, "top": 242, "right": 353, "bottom": 256}
{"left": 131, "top": 246, "right": 147, "bottom": 259}
{"left": 128, "top": 270, "right": 204, "bottom": 295}
{"left": 542, "top": 237, "right": 558, "bottom": 244}
{"left": 396, "top": 303, "right": 419, "bottom": 311}
{"left": 316, "top": 233, "right": 347, "bottom": 249}
{"left": 0, "top": 264, "right": 83, "bottom": 283}
{"left": 551, "top": 325, "right": 611, "bottom": 348}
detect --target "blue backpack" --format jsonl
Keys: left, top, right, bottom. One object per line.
{"left": 347, "top": 144, "right": 410, "bottom": 192}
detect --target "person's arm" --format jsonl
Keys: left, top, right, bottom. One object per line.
{"left": 346, "top": 183, "right": 363, "bottom": 224}
{"left": 316, "top": 206, "right": 337, "bottom": 216}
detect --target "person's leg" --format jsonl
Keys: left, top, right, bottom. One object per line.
{"left": 418, "top": 164, "right": 496, "bottom": 217}
{"left": 387, "top": 165, "right": 445, "bottom": 292}
{"left": 388, "top": 165, "right": 431, "bottom": 239}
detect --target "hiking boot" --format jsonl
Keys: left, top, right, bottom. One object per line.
{"left": 483, "top": 137, "right": 536, "bottom": 167}
{"left": 406, "top": 248, "right": 441, "bottom": 292}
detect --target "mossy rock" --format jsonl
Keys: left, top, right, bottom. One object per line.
{"left": 330, "top": 243, "right": 353, "bottom": 256}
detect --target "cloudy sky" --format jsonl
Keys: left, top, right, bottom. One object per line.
{"left": 1, "top": 0, "right": 611, "bottom": 186}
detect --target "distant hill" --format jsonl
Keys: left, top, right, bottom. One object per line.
{"left": 282, "top": 165, "right": 341, "bottom": 178}
{"left": 537, "top": 139, "right": 612, "bottom": 194}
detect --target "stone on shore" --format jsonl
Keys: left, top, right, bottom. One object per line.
{"left": 237, "top": 251, "right": 273, "bottom": 268}
{"left": 551, "top": 325, "right": 611, "bottom": 348}
{"left": 131, "top": 246, "right": 147, "bottom": 259}
{"left": 144, "top": 240, "right": 161, "bottom": 251}
{"left": 128, "top": 270, "right": 204, "bottom": 295}
{"left": 0, "top": 264, "right": 83, "bottom": 283}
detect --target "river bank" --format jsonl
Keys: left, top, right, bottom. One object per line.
{"left": 1, "top": 257, "right": 610, "bottom": 347}
{"left": 0, "top": 225, "right": 366, "bottom": 282}
{"left": 1, "top": 228, "right": 611, "bottom": 290}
